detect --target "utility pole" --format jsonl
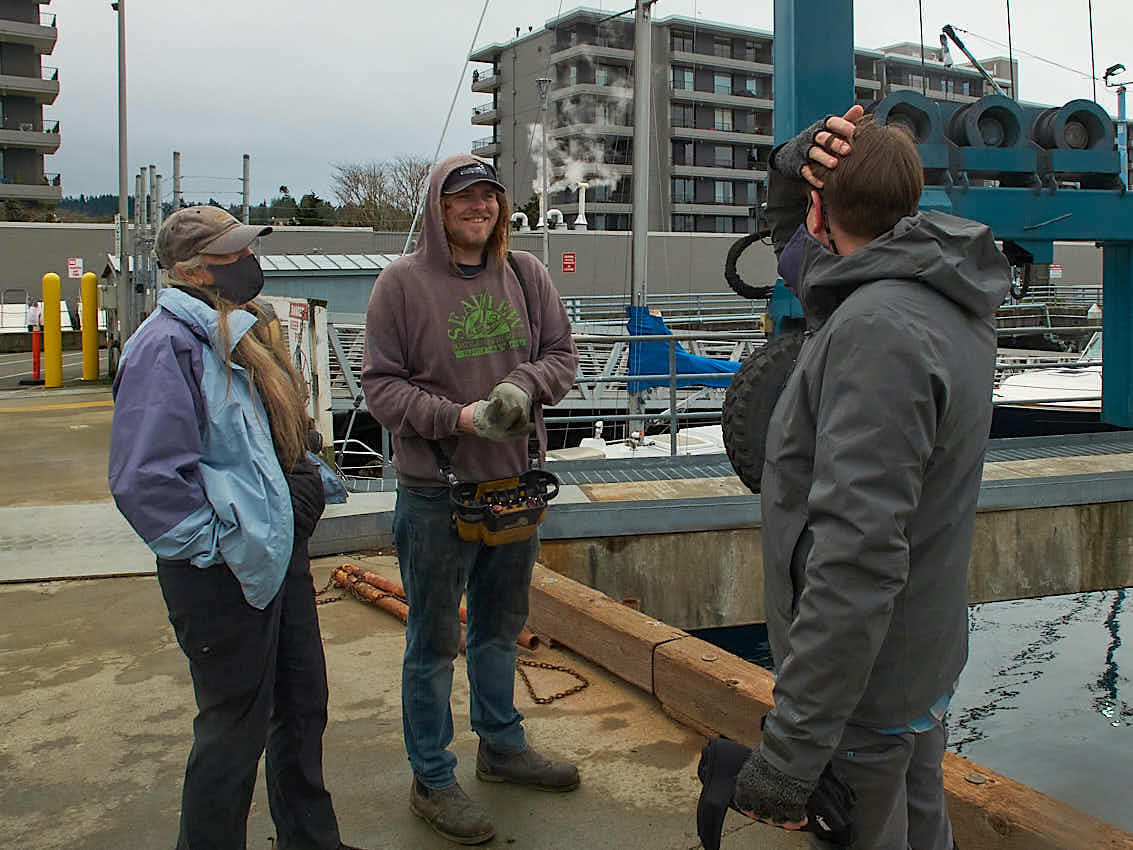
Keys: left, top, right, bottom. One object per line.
{"left": 114, "top": 0, "right": 131, "bottom": 356}
{"left": 536, "top": 78, "right": 551, "bottom": 269}
{"left": 628, "top": 0, "right": 653, "bottom": 427}
{"left": 172, "top": 150, "right": 182, "bottom": 209}
{"left": 241, "top": 153, "right": 251, "bottom": 223}
{"left": 1105, "top": 64, "right": 1129, "bottom": 189}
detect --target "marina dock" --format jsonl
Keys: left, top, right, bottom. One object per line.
{"left": 2, "top": 386, "right": 1132, "bottom": 848}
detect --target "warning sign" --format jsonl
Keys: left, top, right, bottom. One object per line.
{"left": 67, "top": 257, "right": 84, "bottom": 279}
{"left": 1050, "top": 263, "right": 1063, "bottom": 279}
{"left": 562, "top": 252, "right": 576, "bottom": 274}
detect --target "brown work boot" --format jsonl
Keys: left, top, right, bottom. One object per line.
{"left": 409, "top": 777, "right": 495, "bottom": 845}
{"left": 475, "top": 740, "right": 580, "bottom": 791}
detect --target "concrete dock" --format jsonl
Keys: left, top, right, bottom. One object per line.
{"left": 3, "top": 385, "right": 1132, "bottom": 849}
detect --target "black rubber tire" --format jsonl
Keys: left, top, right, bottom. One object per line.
{"left": 724, "top": 232, "right": 774, "bottom": 300}
{"left": 722, "top": 331, "right": 806, "bottom": 494}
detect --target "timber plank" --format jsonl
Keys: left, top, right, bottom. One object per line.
{"left": 527, "top": 563, "right": 686, "bottom": 692}
{"left": 580, "top": 476, "right": 749, "bottom": 503}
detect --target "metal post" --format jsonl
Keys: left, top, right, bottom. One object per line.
{"left": 242, "top": 153, "right": 250, "bottom": 223}
{"left": 153, "top": 174, "right": 163, "bottom": 231}
{"left": 773, "top": 0, "right": 855, "bottom": 142}
{"left": 115, "top": 0, "right": 130, "bottom": 350}
{"left": 1102, "top": 243, "right": 1133, "bottom": 426}
{"left": 536, "top": 78, "right": 551, "bottom": 269}
{"left": 148, "top": 165, "right": 157, "bottom": 228}
{"left": 628, "top": 0, "right": 653, "bottom": 425}
{"left": 1119, "top": 85, "right": 1128, "bottom": 190}
{"left": 172, "top": 150, "right": 182, "bottom": 209}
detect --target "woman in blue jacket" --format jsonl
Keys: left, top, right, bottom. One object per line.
{"left": 109, "top": 205, "right": 361, "bottom": 850}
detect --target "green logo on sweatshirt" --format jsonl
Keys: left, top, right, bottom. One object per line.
{"left": 448, "top": 293, "right": 527, "bottom": 358}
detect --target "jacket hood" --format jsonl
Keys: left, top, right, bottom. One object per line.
{"left": 799, "top": 211, "right": 1011, "bottom": 320}
{"left": 417, "top": 154, "right": 499, "bottom": 273}
{"left": 157, "top": 286, "right": 256, "bottom": 355}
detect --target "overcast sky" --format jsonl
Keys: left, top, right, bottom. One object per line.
{"left": 50, "top": 0, "right": 1127, "bottom": 206}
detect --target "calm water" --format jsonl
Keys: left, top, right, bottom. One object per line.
{"left": 693, "top": 588, "right": 1133, "bottom": 832}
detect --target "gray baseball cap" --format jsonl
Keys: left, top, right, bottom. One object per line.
{"left": 155, "top": 205, "right": 271, "bottom": 268}
{"left": 441, "top": 160, "right": 505, "bottom": 195}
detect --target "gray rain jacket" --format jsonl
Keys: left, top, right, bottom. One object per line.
{"left": 759, "top": 203, "right": 1011, "bottom": 783}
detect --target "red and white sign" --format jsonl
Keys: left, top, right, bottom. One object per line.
{"left": 67, "top": 257, "right": 84, "bottom": 279}
{"left": 561, "top": 252, "right": 577, "bottom": 274}
{"left": 1049, "top": 263, "right": 1063, "bottom": 280}
{"left": 289, "top": 302, "right": 310, "bottom": 321}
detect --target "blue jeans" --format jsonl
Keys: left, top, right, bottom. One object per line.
{"left": 394, "top": 485, "right": 539, "bottom": 789}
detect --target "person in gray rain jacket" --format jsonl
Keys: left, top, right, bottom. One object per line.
{"left": 731, "top": 108, "right": 1011, "bottom": 850}
{"left": 361, "top": 156, "right": 580, "bottom": 845}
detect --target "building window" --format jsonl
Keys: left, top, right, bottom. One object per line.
{"left": 713, "top": 37, "right": 732, "bottom": 59}
{"left": 672, "top": 214, "right": 695, "bottom": 231}
{"left": 672, "top": 140, "right": 693, "bottom": 166}
{"left": 569, "top": 29, "right": 578, "bottom": 47}
{"left": 671, "top": 65, "right": 693, "bottom": 90}
{"left": 715, "top": 216, "right": 734, "bottom": 232}
{"left": 745, "top": 77, "right": 767, "bottom": 98}
{"left": 672, "top": 103, "right": 695, "bottom": 128}
{"left": 596, "top": 65, "right": 611, "bottom": 86}
{"left": 741, "top": 40, "right": 756, "bottom": 61}
{"left": 714, "top": 181, "right": 733, "bottom": 204}
{"left": 672, "top": 178, "right": 695, "bottom": 203}
{"left": 714, "top": 145, "right": 732, "bottom": 168}
{"left": 671, "top": 30, "right": 693, "bottom": 52}
{"left": 596, "top": 100, "right": 624, "bottom": 125}
{"left": 713, "top": 108, "right": 733, "bottom": 132}
{"left": 713, "top": 72, "right": 732, "bottom": 95}
{"left": 568, "top": 65, "right": 578, "bottom": 87}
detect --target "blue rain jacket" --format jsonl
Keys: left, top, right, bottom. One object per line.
{"left": 109, "top": 287, "right": 294, "bottom": 609}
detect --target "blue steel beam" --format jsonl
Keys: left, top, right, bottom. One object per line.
{"left": 772, "top": 1, "right": 854, "bottom": 142}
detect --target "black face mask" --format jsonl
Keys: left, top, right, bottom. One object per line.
{"left": 206, "top": 253, "right": 264, "bottom": 304}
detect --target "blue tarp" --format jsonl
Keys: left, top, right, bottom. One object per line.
{"left": 625, "top": 305, "right": 741, "bottom": 393}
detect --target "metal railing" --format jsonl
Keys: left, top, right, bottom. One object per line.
{"left": 472, "top": 103, "right": 495, "bottom": 116}
{"left": 0, "top": 118, "right": 59, "bottom": 133}
{"left": 471, "top": 136, "right": 497, "bottom": 149}
{"left": 40, "top": 12, "right": 56, "bottom": 27}
{"left": 41, "top": 65, "right": 58, "bottom": 81}
{"left": 0, "top": 171, "right": 60, "bottom": 187}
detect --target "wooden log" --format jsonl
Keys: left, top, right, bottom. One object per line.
{"left": 342, "top": 563, "right": 541, "bottom": 649}
{"left": 527, "top": 563, "right": 687, "bottom": 693}
{"left": 528, "top": 565, "right": 1133, "bottom": 848}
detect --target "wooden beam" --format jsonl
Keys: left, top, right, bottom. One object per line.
{"left": 527, "top": 565, "right": 1133, "bottom": 848}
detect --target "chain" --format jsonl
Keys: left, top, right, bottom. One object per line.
{"left": 516, "top": 659, "right": 589, "bottom": 704}
{"left": 314, "top": 575, "right": 345, "bottom": 606}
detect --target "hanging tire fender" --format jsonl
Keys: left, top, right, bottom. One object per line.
{"left": 722, "top": 332, "right": 806, "bottom": 494}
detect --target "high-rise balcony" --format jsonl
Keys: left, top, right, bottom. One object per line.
{"left": 0, "top": 65, "right": 59, "bottom": 104}
{"left": 471, "top": 102, "right": 498, "bottom": 125}
{"left": 0, "top": 118, "right": 61, "bottom": 153}
{"left": 471, "top": 70, "right": 499, "bottom": 92}
{"left": 471, "top": 136, "right": 500, "bottom": 156}
{"left": 0, "top": 12, "right": 57, "bottom": 54}
{"left": 0, "top": 171, "right": 62, "bottom": 202}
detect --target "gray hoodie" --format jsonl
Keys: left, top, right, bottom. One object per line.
{"left": 759, "top": 210, "right": 1011, "bottom": 782}
{"left": 361, "top": 155, "right": 578, "bottom": 485}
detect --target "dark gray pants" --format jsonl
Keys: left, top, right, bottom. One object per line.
{"left": 158, "top": 546, "right": 341, "bottom": 850}
{"left": 812, "top": 719, "right": 953, "bottom": 850}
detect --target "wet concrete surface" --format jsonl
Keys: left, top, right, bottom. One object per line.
{"left": 0, "top": 555, "right": 803, "bottom": 850}
{"left": 0, "top": 348, "right": 109, "bottom": 392}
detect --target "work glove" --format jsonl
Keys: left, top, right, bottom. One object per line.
{"left": 285, "top": 455, "right": 326, "bottom": 541}
{"left": 771, "top": 116, "right": 834, "bottom": 179}
{"left": 472, "top": 381, "right": 534, "bottom": 442}
{"left": 733, "top": 747, "right": 817, "bottom": 826}
{"left": 698, "top": 737, "right": 855, "bottom": 849}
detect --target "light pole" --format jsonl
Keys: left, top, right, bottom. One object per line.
{"left": 536, "top": 77, "right": 551, "bottom": 269}
{"left": 112, "top": 0, "right": 131, "bottom": 360}
{"left": 1104, "top": 63, "right": 1129, "bottom": 189}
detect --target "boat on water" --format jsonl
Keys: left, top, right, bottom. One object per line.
{"left": 990, "top": 332, "right": 1124, "bottom": 438}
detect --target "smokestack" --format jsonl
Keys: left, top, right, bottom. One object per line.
{"left": 574, "top": 180, "right": 589, "bottom": 230}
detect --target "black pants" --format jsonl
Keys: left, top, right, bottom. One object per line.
{"left": 157, "top": 545, "right": 341, "bottom": 850}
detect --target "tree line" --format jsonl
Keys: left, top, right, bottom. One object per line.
{"left": 50, "top": 155, "right": 433, "bottom": 229}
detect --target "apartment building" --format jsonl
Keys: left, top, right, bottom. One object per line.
{"left": 469, "top": 8, "right": 1017, "bottom": 233}
{"left": 0, "top": 0, "right": 60, "bottom": 216}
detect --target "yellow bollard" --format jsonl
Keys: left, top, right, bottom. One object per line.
{"left": 42, "top": 272, "right": 62, "bottom": 388}
{"left": 81, "top": 272, "right": 99, "bottom": 381}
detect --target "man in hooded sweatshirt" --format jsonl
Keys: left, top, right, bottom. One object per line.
{"left": 361, "top": 155, "right": 580, "bottom": 845}
{"left": 730, "top": 108, "right": 1011, "bottom": 849}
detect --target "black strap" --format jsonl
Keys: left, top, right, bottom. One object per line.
{"left": 433, "top": 252, "right": 541, "bottom": 477}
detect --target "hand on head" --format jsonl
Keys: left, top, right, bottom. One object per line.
{"left": 801, "top": 104, "right": 866, "bottom": 189}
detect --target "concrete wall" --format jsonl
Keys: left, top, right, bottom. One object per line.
{"left": 537, "top": 501, "right": 1133, "bottom": 630}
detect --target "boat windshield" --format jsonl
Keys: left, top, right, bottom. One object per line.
{"left": 1079, "top": 332, "right": 1103, "bottom": 363}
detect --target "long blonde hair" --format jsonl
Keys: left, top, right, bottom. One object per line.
{"left": 169, "top": 264, "right": 310, "bottom": 471}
